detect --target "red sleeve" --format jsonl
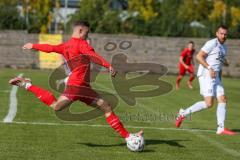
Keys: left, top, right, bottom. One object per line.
{"left": 80, "top": 41, "right": 111, "bottom": 68}
{"left": 180, "top": 48, "right": 187, "bottom": 58}
{"left": 32, "top": 43, "right": 64, "bottom": 54}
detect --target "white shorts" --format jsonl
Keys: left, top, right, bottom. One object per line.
{"left": 198, "top": 73, "right": 225, "bottom": 97}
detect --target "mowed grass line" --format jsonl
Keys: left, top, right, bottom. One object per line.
{"left": 0, "top": 69, "right": 240, "bottom": 160}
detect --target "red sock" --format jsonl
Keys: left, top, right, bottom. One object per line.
{"left": 189, "top": 75, "right": 195, "bottom": 82}
{"left": 27, "top": 85, "right": 56, "bottom": 106}
{"left": 106, "top": 112, "right": 129, "bottom": 138}
{"left": 176, "top": 75, "right": 182, "bottom": 85}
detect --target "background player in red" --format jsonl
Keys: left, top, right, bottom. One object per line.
{"left": 176, "top": 41, "right": 195, "bottom": 90}
{"left": 9, "top": 21, "right": 143, "bottom": 145}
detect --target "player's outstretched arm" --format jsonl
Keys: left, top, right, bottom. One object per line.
{"left": 86, "top": 50, "right": 111, "bottom": 68}
{"left": 22, "top": 43, "right": 64, "bottom": 54}
{"left": 81, "top": 42, "right": 117, "bottom": 77}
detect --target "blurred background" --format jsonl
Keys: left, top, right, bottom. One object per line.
{"left": 1, "top": 2, "right": 240, "bottom": 159}
{"left": 2, "top": 0, "right": 240, "bottom": 37}
{"left": 0, "top": 0, "right": 240, "bottom": 76}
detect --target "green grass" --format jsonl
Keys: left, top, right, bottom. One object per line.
{"left": 0, "top": 68, "right": 240, "bottom": 160}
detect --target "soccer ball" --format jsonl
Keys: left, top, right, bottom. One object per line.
{"left": 126, "top": 134, "right": 144, "bottom": 152}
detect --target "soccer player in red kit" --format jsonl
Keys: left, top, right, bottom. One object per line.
{"left": 176, "top": 41, "right": 195, "bottom": 90}
{"left": 9, "top": 21, "right": 143, "bottom": 145}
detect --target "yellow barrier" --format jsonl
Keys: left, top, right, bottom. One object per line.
{"left": 39, "top": 34, "right": 63, "bottom": 69}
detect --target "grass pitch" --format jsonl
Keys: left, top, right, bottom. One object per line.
{"left": 0, "top": 68, "right": 240, "bottom": 160}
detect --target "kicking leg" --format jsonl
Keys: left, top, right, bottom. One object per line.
{"left": 9, "top": 77, "right": 72, "bottom": 110}
{"left": 9, "top": 77, "right": 57, "bottom": 106}
{"left": 52, "top": 95, "right": 73, "bottom": 111}
{"left": 93, "top": 98, "right": 142, "bottom": 139}
{"left": 95, "top": 98, "right": 130, "bottom": 138}
{"left": 72, "top": 84, "right": 142, "bottom": 139}
{"left": 175, "top": 96, "right": 212, "bottom": 128}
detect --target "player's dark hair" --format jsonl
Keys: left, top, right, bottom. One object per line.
{"left": 217, "top": 25, "right": 228, "bottom": 30}
{"left": 188, "top": 41, "right": 194, "bottom": 44}
{"left": 73, "top": 21, "right": 90, "bottom": 28}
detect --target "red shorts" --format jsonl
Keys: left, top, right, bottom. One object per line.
{"left": 62, "top": 84, "right": 99, "bottom": 105}
{"left": 179, "top": 64, "right": 194, "bottom": 75}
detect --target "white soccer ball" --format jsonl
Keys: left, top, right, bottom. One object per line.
{"left": 126, "top": 134, "right": 144, "bottom": 152}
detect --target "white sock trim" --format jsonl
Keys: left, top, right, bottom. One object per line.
{"left": 217, "top": 102, "right": 226, "bottom": 129}
{"left": 24, "top": 83, "right": 32, "bottom": 90}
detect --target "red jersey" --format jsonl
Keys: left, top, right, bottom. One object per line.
{"left": 33, "top": 38, "right": 111, "bottom": 86}
{"left": 180, "top": 48, "right": 195, "bottom": 65}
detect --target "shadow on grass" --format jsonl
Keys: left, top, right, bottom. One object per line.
{"left": 146, "top": 139, "right": 188, "bottom": 148}
{"left": 78, "top": 139, "right": 188, "bottom": 149}
{"left": 231, "top": 129, "right": 240, "bottom": 133}
{"left": 78, "top": 142, "right": 155, "bottom": 152}
{"left": 78, "top": 142, "right": 126, "bottom": 147}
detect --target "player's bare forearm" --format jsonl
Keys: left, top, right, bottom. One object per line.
{"left": 22, "top": 43, "right": 33, "bottom": 50}
{"left": 196, "top": 51, "right": 209, "bottom": 68}
{"left": 179, "top": 57, "right": 188, "bottom": 68}
{"left": 197, "top": 50, "right": 216, "bottom": 78}
{"left": 223, "top": 58, "right": 229, "bottom": 66}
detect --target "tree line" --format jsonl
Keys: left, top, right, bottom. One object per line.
{"left": 1, "top": 0, "right": 240, "bottom": 38}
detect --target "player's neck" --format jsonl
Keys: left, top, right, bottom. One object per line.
{"left": 71, "top": 34, "right": 81, "bottom": 39}
{"left": 217, "top": 38, "right": 225, "bottom": 44}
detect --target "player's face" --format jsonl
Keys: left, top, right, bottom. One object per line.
{"left": 216, "top": 28, "right": 228, "bottom": 44}
{"left": 79, "top": 26, "right": 89, "bottom": 40}
{"left": 188, "top": 43, "right": 194, "bottom": 51}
